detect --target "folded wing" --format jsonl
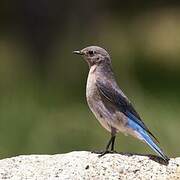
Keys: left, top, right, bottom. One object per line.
{"left": 96, "top": 79, "right": 159, "bottom": 143}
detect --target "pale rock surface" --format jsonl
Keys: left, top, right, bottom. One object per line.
{"left": 0, "top": 151, "right": 179, "bottom": 180}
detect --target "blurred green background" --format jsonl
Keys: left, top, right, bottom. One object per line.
{"left": 0, "top": 0, "right": 179, "bottom": 159}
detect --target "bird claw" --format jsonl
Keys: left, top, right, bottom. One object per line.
{"left": 99, "top": 150, "right": 117, "bottom": 157}
{"left": 91, "top": 150, "right": 104, "bottom": 154}
{"left": 91, "top": 150, "right": 117, "bottom": 157}
{"left": 98, "top": 150, "right": 110, "bottom": 157}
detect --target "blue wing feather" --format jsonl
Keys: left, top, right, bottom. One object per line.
{"left": 96, "top": 79, "right": 169, "bottom": 161}
{"left": 127, "top": 116, "right": 169, "bottom": 162}
{"left": 96, "top": 79, "right": 159, "bottom": 142}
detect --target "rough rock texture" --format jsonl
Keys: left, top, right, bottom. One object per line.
{"left": 0, "top": 151, "right": 179, "bottom": 180}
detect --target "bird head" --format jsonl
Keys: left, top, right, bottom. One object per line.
{"left": 73, "top": 46, "right": 111, "bottom": 67}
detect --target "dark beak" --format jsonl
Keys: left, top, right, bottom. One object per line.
{"left": 73, "top": 50, "right": 83, "bottom": 55}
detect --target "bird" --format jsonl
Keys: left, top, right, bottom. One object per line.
{"left": 73, "top": 46, "right": 169, "bottom": 162}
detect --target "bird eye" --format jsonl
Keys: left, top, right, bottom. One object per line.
{"left": 89, "top": 50, "right": 94, "bottom": 55}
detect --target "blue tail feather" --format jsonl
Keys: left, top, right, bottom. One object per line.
{"left": 127, "top": 117, "right": 169, "bottom": 162}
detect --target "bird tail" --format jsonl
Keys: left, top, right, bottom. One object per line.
{"left": 127, "top": 118, "right": 169, "bottom": 162}
{"left": 138, "top": 128, "right": 169, "bottom": 162}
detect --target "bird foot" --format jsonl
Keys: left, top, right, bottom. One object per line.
{"left": 91, "top": 150, "right": 117, "bottom": 157}
{"left": 91, "top": 150, "right": 102, "bottom": 154}
{"left": 99, "top": 150, "right": 117, "bottom": 157}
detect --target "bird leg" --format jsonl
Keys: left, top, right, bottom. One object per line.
{"left": 111, "top": 135, "right": 116, "bottom": 151}
{"left": 98, "top": 134, "right": 116, "bottom": 157}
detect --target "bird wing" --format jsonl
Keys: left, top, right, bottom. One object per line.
{"left": 96, "top": 79, "right": 159, "bottom": 143}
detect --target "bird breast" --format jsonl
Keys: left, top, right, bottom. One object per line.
{"left": 86, "top": 65, "right": 98, "bottom": 100}
{"left": 86, "top": 65, "right": 129, "bottom": 133}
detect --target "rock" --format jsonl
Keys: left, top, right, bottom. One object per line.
{"left": 0, "top": 151, "right": 179, "bottom": 179}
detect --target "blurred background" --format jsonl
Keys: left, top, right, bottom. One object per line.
{"left": 0, "top": 0, "right": 179, "bottom": 159}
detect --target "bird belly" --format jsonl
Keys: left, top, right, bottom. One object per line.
{"left": 87, "top": 99, "right": 113, "bottom": 132}
{"left": 87, "top": 95, "right": 129, "bottom": 134}
{"left": 86, "top": 68, "right": 129, "bottom": 134}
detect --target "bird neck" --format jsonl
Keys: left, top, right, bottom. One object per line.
{"left": 93, "top": 62, "right": 114, "bottom": 79}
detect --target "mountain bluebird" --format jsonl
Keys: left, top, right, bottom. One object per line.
{"left": 73, "top": 46, "right": 169, "bottom": 162}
